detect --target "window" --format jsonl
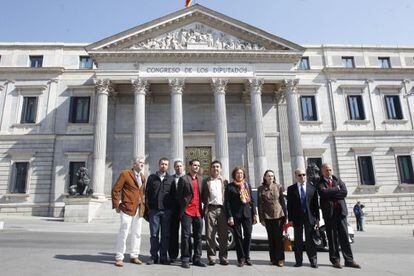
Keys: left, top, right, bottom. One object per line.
{"left": 29, "top": 55, "right": 43, "bottom": 68}
{"left": 69, "top": 97, "right": 90, "bottom": 123}
{"left": 10, "top": 162, "right": 29, "bottom": 193}
{"left": 378, "top": 57, "right": 391, "bottom": 68}
{"left": 79, "top": 56, "right": 93, "bottom": 69}
{"left": 358, "top": 156, "right": 375, "bottom": 185}
{"left": 347, "top": 95, "right": 365, "bottom": 120}
{"left": 342, "top": 56, "right": 355, "bottom": 68}
{"left": 298, "top": 57, "right": 310, "bottom": 70}
{"left": 69, "top": 162, "right": 86, "bottom": 189}
{"left": 300, "top": 96, "right": 317, "bottom": 121}
{"left": 307, "top": 157, "right": 322, "bottom": 170}
{"left": 385, "top": 95, "right": 403, "bottom": 120}
{"left": 20, "top": 97, "right": 38, "bottom": 123}
{"left": 397, "top": 156, "right": 414, "bottom": 184}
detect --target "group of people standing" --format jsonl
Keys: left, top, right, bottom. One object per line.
{"left": 111, "top": 157, "right": 361, "bottom": 269}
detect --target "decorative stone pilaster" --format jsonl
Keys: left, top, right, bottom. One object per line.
{"left": 132, "top": 78, "right": 148, "bottom": 159}
{"left": 283, "top": 79, "right": 305, "bottom": 172}
{"left": 248, "top": 78, "right": 268, "bottom": 185}
{"left": 212, "top": 78, "right": 230, "bottom": 180}
{"left": 92, "top": 78, "right": 113, "bottom": 197}
{"left": 169, "top": 78, "right": 185, "bottom": 165}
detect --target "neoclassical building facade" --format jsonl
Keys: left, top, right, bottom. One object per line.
{"left": 0, "top": 5, "right": 413, "bottom": 224}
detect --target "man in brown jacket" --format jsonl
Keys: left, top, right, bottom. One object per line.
{"left": 112, "top": 157, "right": 146, "bottom": 267}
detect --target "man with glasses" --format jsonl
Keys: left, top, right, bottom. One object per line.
{"left": 318, "top": 163, "right": 360, "bottom": 269}
{"left": 287, "top": 168, "right": 319, "bottom": 268}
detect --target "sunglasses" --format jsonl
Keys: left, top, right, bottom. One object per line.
{"left": 297, "top": 174, "right": 306, "bottom": 177}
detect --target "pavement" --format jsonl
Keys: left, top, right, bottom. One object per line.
{"left": 0, "top": 216, "right": 413, "bottom": 276}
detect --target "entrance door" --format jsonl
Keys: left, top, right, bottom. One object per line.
{"left": 184, "top": 146, "right": 212, "bottom": 178}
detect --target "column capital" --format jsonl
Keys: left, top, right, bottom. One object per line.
{"left": 274, "top": 86, "right": 286, "bottom": 104}
{"left": 131, "top": 78, "right": 149, "bottom": 95}
{"left": 211, "top": 78, "right": 229, "bottom": 95}
{"left": 282, "top": 78, "right": 299, "bottom": 93}
{"left": 169, "top": 78, "right": 185, "bottom": 94}
{"left": 247, "top": 78, "right": 264, "bottom": 94}
{"left": 94, "top": 78, "right": 114, "bottom": 95}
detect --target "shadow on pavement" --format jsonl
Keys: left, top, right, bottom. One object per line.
{"left": 54, "top": 252, "right": 114, "bottom": 265}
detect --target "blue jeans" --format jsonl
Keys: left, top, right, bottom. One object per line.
{"left": 149, "top": 209, "right": 172, "bottom": 262}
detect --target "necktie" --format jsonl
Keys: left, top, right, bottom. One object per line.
{"left": 300, "top": 184, "right": 306, "bottom": 213}
{"left": 328, "top": 179, "right": 340, "bottom": 212}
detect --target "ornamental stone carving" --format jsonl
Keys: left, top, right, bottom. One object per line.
{"left": 94, "top": 78, "right": 114, "bottom": 95}
{"left": 132, "top": 78, "right": 149, "bottom": 95}
{"left": 128, "top": 22, "right": 265, "bottom": 51}
{"left": 211, "top": 78, "right": 228, "bottom": 94}
{"left": 169, "top": 78, "right": 185, "bottom": 94}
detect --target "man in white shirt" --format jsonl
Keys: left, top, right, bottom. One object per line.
{"left": 202, "top": 160, "right": 229, "bottom": 266}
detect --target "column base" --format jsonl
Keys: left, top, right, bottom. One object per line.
{"left": 63, "top": 197, "right": 107, "bottom": 223}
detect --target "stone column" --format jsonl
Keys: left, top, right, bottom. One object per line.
{"left": 169, "top": 78, "right": 185, "bottom": 164}
{"left": 92, "top": 78, "right": 113, "bottom": 197}
{"left": 248, "top": 78, "right": 268, "bottom": 185}
{"left": 284, "top": 79, "right": 305, "bottom": 171}
{"left": 132, "top": 78, "right": 148, "bottom": 159}
{"left": 212, "top": 78, "right": 230, "bottom": 180}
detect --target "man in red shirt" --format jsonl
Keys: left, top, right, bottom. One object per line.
{"left": 177, "top": 159, "right": 207, "bottom": 268}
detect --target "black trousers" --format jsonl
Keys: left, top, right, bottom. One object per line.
{"left": 293, "top": 214, "right": 317, "bottom": 264}
{"left": 180, "top": 214, "right": 202, "bottom": 263}
{"left": 325, "top": 214, "right": 354, "bottom": 265}
{"left": 168, "top": 208, "right": 180, "bottom": 260}
{"left": 232, "top": 216, "right": 252, "bottom": 262}
{"left": 264, "top": 218, "right": 285, "bottom": 263}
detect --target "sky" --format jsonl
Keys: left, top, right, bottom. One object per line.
{"left": 0, "top": 0, "right": 413, "bottom": 46}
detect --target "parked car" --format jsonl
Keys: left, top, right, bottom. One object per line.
{"left": 210, "top": 189, "right": 354, "bottom": 251}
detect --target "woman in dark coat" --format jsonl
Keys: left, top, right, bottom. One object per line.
{"left": 257, "top": 169, "right": 287, "bottom": 267}
{"left": 224, "top": 166, "right": 257, "bottom": 267}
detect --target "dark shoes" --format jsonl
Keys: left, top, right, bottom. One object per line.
{"left": 181, "top": 262, "right": 190, "bottom": 269}
{"left": 245, "top": 259, "right": 253, "bottom": 266}
{"left": 238, "top": 261, "right": 245, "bottom": 267}
{"left": 345, "top": 261, "right": 361, "bottom": 269}
{"left": 310, "top": 262, "right": 318, "bottom": 268}
{"left": 146, "top": 258, "right": 157, "bottom": 265}
{"left": 220, "top": 259, "right": 229, "bottom": 266}
{"left": 276, "top": 260, "right": 284, "bottom": 267}
{"left": 160, "top": 259, "right": 171, "bottom": 265}
{"left": 208, "top": 259, "right": 216, "bottom": 266}
{"left": 193, "top": 260, "right": 207, "bottom": 267}
{"left": 333, "top": 262, "right": 342, "bottom": 269}
{"left": 294, "top": 262, "right": 302, "bottom": 267}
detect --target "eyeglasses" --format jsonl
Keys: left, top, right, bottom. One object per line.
{"left": 297, "top": 174, "right": 306, "bottom": 177}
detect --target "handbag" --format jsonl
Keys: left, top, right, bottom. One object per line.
{"left": 283, "top": 235, "right": 293, "bottom": 251}
{"left": 312, "top": 227, "right": 322, "bottom": 246}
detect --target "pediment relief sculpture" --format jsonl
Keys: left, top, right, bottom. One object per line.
{"left": 127, "top": 23, "right": 265, "bottom": 51}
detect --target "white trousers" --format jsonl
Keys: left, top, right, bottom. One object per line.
{"left": 115, "top": 208, "right": 143, "bottom": 260}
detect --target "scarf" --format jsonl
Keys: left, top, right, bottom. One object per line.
{"left": 234, "top": 180, "right": 251, "bottom": 204}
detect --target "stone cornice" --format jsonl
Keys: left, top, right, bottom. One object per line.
{"left": 323, "top": 67, "right": 414, "bottom": 75}
{"left": 0, "top": 67, "right": 65, "bottom": 74}
{"left": 89, "top": 50, "right": 302, "bottom": 63}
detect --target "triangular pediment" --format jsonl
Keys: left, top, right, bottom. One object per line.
{"left": 86, "top": 4, "right": 304, "bottom": 53}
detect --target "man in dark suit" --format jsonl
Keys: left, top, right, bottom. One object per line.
{"left": 287, "top": 168, "right": 320, "bottom": 268}
{"left": 318, "top": 163, "right": 361, "bottom": 269}
{"left": 176, "top": 159, "right": 207, "bottom": 268}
